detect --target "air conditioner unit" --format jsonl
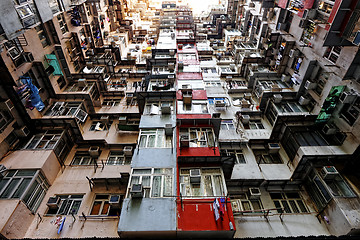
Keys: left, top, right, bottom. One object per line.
{"left": 109, "top": 195, "right": 122, "bottom": 207}
{"left": 161, "top": 102, "right": 171, "bottom": 114}
{"left": 215, "top": 100, "right": 226, "bottom": 107}
{"left": 190, "top": 169, "right": 201, "bottom": 184}
{"left": 16, "top": 126, "right": 30, "bottom": 137}
{"left": 322, "top": 124, "right": 337, "bottom": 135}
{"left": 180, "top": 135, "right": 189, "bottom": 148}
{"left": 165, "top": 123, "right": 172, "bottom": 136}
{"left": 281, "top": 74, "right": 291, "bottom": 83}
{"left": 304, "top": 80, "right": 317, "bottom": 90}
{"left": 268, "top": 143, "right": 280, "bottom": 153}
{"left": 248, "top": 187, "right": 261, "bottom": 200}
{"left": 23, "top": 52, "right": 34, "bottom": 62}
{"left": 272, "top": 48, "right": 278, "bottom": 55}
{"left": 130, "top": 184, "right": 143, "bottom": 198}
{"left": 212, "top": 112, "right": 221, "bottom": 118}
{"left": 298, "top": 96, "right": 310, "bottom": 105}
{"left": 169, "top": 49, "right": 175, "bottom": 56}
{"left": 168, "top": 63, "right": 175, "bottom": 70}
{"left": 242, "top": 115, "right": 250, "bottom": 124}
{"left": 289, "top": 49, "right": 299, "bottom": 58}
{"left": 88, "top": 146, "right": 100, "bottom": 157}
{"left": 226, "top": 76, "right": 232, "bottom": 81}
{"left": 273, "top": 94, "right": 282, "bottom": 103}
{"left": 251, "top": 63, "right": 258, "bottom": 71}
{"left": 119, "top": 116, "right": 127, "bottom": 125}
{"left": 126, "top": 93, "right": 134, "bottom": 104}
{"left": 339, "top": 91, "right": 357, "bottom": 104}
{"left": 124, "top": 146, "right": 133, "bottom": 156}
{"left": 178, "top": 44, "right": 183, "bottom": 50}
{"left": 46, "top": 196, "right": 60, "bottom": 209}
{"left": 320, "top": 166, "right": 339, "bottom": 180}
{"left": 78, "top": 79, "right": 87, "bottom": 87}
{"left": 244, "top": 93, "right": 252, "bottom": 100}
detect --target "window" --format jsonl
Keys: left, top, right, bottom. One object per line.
{"left": 57, "top": 14, "right": 68, "bottom": 35}
{"left": 138, "top": 129, "right": 172, "bottom": 148}
{"left": 180, "top": 128, "right": 215, "bottom": 147}
{"left": 318, "top": 1, "right": 333, "bottom": 14}
{"left": 221, "top": 120, "right": 235, "bottom": 130}
{"left": 90, "top": 194, "right": 122, "bottom": 216}
{"left": 48, "top": 0, "right": 60, "bottom": 14}
{"left": 89, "top": 121, "right": 113, "bottom": 131}
{"left": 324, "top": 46, "right": 342, "bottom": 64}
{"left": 25, "top": 131, "right": 62, "bottom": 150}
{"left": 340, "top": 96, "right": 360, "bottom": 126}
{"left": 143, "top": 100, "right": 174, "bottom": 115}
{"left": 253, "top": 150, "right": 282, "bottom": 164}
{"left": 71, "top": 152, "right": 97, "bottom": 165}
{"left": 270, "top": 192, "right": 308, "bottom": 213}
{"left": 0, "top": 109, "right": 14, "bottom": 132}
{"left": 203, "top": 79, "right": 221, "bottom": 87}
{"left": 46, "top": 195, "right": 83, "bottom": 215}
{"left": 107, "top": 151, "right": 130, "bottom": 165}
{"left": 243, "top": 120, "right": 264, "bottom": 130}
{"left": 221, "top": 149, "right": 246, "bottom": 164}
{"left": 324, "top": 175, "right": 356, "bottom": 198}
{"left": 180, "top": 168, "right": 226, "bottom": 197}
{"left": 231, "top": 193, "right": 263, "bottom": 213}
{"left": 35, "top": 25, "right": 50, "bottom": 48}
{"left": 4, "top": 39, "right": 26, "bottom": 67}
{"left": 102, "top": 99, "right": 121, "bottom": 107}
{"left": 0, "top": 170, "right": 49, "bottom": 212}
{"left": 178, "top": 100, "right": 209, "bottom": 114}
{"left": 178, "top": 53, "right": 196, "bottom": 61}
{"left": 44, "top": 102, "right": 88, "bottom": 122}
{"left": 127, "top": 168, "right": 173, "bottom": 198}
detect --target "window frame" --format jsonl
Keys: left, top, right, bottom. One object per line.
{"left": 270, "top": 192, "right": 308, "bottom": 214}
{"left": 71, "top": 151, "right": 97, "bottom": 166}
{"left": 107, "top": 151, "right": 130, "bottom": 165}
{"left": 127, "top": 168, "right": 173, "bottom": 198}
{"left": 230, "top": 193, "right": 263, "bottom": 213}
{"left": 46, "top": 194, "right": 83, "bottom": 215}
{"left": 138, "top": 129, "right": 172, "bottom": 148}
{"left": 89, "top": 194, "right": 123, "bottom": 216}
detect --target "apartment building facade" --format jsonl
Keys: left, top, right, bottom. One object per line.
{"left": 0, "top": 0, "right": 359, "bottom": 239}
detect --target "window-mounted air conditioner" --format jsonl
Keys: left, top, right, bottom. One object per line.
{"left": 250, "top": 63, "right": 258, "bottom": 71}
{"left": 16, "top": 126, "right": 30, "bottom": 137}
{"left": 215, "top": 100, "right": 226, "bottom": 108}
{"left": 322, "top": 124, "right": 337, "bottom": 135}
{"left": 130, "top": 184, "right": 143, "bottom": 198}
{"left": 298, "top": 96, "right": 310, "bottom": 106}
{"left": 289, "top": 49, "right": 299, "bottom": 58}
{"left": 281, "top": 74, "right": 291, "bottom": 83}
{"left": 180, "top": 135, "right": 189, "bottom": 148}
{"left": 248, "top": 187, "right": 261, "bottom": 200}
{"left": 268, "top": 143, "right": 280, "bottom": 153}
{"left": 169, "top": 49, "right": 175, "bottom": 56}
{"left": 190, "top": 169, "right": 201, "bottom": 184}
{"left": 273, "top": 94, "right": 282, "bottom": 104}
{"left": 23, "top": 52, "right": 34, "bottom": 62}
{"left": 109, "top": 195, "right": 122, "bottom": 207}
{"left": 304, "top": 80, "right": 317, "bottom": 90}
{"left": 226, "top": 76, "right": 232, "bottom": 81}
{"left": 212, "top": 112, "right": 221, "bottom": 118}
{"left": 242, "top": 115, "right": 250, "bottom": 124}
{"left": 46, "top": 196, "right": 60, "bottom": 209}
{"left": 320, "top": 166, "right": 339, "bottom": 180}
{"left": 165, "top": 123, "right": 172, "bottom": 136}
{"left": 119, "top": 116, "right": 127, "bottom": 125}
{"left": 178, "top": 61, "right": 184, "bottom": 69}
{"left": 244, "top": 93, "right": 252, "bottom": 100}
{"left": 124, "top": 146, "right": 133, "bottom": 156}
{"left": 161, "top": 103, "right": 171, "bottom": 114}
{"left": 339, "top": 91, "right": 357, "bottom": 104}
{"left": 168, "top": 63, "right": 175, "bottom": 70}
{"left": 88, "top": 146, "right": 100, "bottom": 157}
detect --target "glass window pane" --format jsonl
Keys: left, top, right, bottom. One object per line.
{"left": 101, "top": 202, "right": 110, "bottom": 215}
{"left": 147, "top": 135, "right": 156, "bottom": 147}
{"left": 13, "top": 178, "right": 31, "bottom": 198}
{"left": 90, "top": 201, "right": 102, "bottom": 215}
{"left": 163, "top": 175, "right": 172, "bottom": 197}
{"left": 70, "top": 200, "right": 81, "bottom": 214}
{"left": 1, "top": 178, "right": 20, "bottom": 198}
{"left": 142, "top": 176, "right": 151, "bottom": 187}
{"left": 241, "top": 201, "right": 251, "bottom": 211}
{"left": 282, "top": 200, "right": 291, "bottom": 213}
{"left": 139, "top": 135, "right": 147, "bottom": 148}
{"left": 289, "top": 200, "right": 299, "bottom": 213}
{"left": 151, "top": 176, "right": 162, "bottom": 197}
{"left": 297, "top": 200, "right": 307, "bottom": 212}
{"left": 213, "top": 175, "right": 224, "bottom": 196}
{"left": 203, "top": 175, "right": 213, "bottom": 196}
{"left": 274, "top": 200, "right": 282, "bottom": 213}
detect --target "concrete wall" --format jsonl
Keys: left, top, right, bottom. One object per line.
{"left": 1, "top": 150, "right": 61, "bottom": 185}
{"left": 131, "top": 148, "right": 177, "bottom": 168}
{"left": 139, "top": 114, "right": 176, "bottom": 128}
{"left": 0, "top": 200, "right": 34, "bottom": 239}
{"left": 118, "top": 198, "right": 177, "bottom": 237}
